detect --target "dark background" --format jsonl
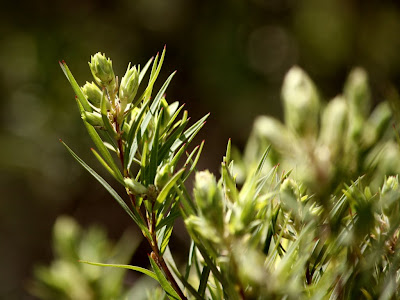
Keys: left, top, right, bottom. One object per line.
{"left": 1, "top": 0, "right": 400, "bottom": 298}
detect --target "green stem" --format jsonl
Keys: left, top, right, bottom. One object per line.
{"left": 115, "top": 116, "right": 186, "bottom": 300}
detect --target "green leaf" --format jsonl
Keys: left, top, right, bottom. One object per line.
{"left": 175, "top": 180, "right": 196, "bottom": 216}
{"left": 136, "top": 47, "right": 166, "bottom": 105}
{"left": 98, "top": 130, "right": 118, "bottom": 152}
{"left": 221, "top": 162, "right": 239, "bottom": 203}
{"left": 168, "top": 262, "right": 204, "bottom": 300}
{"left": 159, "top": 224, "right": 174, "bottom": 256}
{"left": 158, "top": 118, "right": 190, "bottom": 164}
{"left": 170, "top": 113, "right": 209, "bottom": 153}
{"left": 60, "top": 140, "right": 150, "bottom": 239}
{"left": 182, "top": 141, "right": 205, "bottom": 182}
{"left": 79, "top": 260, "right": 157, "bottom": 281}
{"left": 149, "top": 255, "right": 181, "bottom": 300}
{"left": 224, "top": 138, "right": 231, "bottom": 165}
{"left": 76, "top": 100, "right": 123, "bottom": 183}
{"left": 185, "top": 241, "right": 196, "bottom": 279}
{"left": 124, "top": 98, "right": 150, "bottom": 169}
{"left": 156, "top": 208, "right": 181, "bottom": 231}
{"left": 138, "top": 57, "right": 154, "bottom": 83}
{"left": 127, "top": 71, "right": 176, "bottom": 170}
{"left": 255, "top": 145, "right": 271, "bottom": 176}
{"left": 198, "top": 266, "right": 211, "bottom": 297}
{"left": 148, "top": 109, "right": 163, "bottom": 184}
{"left": 59, "top": 61, "right": 92, "bottom": 112}
{"left": 162, "top": 103, "right": 186, "bottom": 135}
{"left": 169, "top": 141, "right": 189, "bottom": 169}
{"left": 194, "top": 241, "right": 229, "bottom": 298}
{"left": 156, "top": 168, "right": 185, "bottom": 208}
{"left": 91, "top": 148, "right": 124, "bottom": 185}
{"left": 141, "top": 139, "right": 149, "bottom": 185}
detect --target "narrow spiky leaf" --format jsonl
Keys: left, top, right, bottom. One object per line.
{"left": 60, "top": 61, "right": 92, "bottom": 112}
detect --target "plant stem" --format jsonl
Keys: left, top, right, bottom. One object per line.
{"left": 150, "top": 203, "right": 187, "bottom": 300}
{"left": 151, "top": 242, "right": 187, "bottom": 300}
{"left": 115, "top": 117, "right": 187, "bottom": 300}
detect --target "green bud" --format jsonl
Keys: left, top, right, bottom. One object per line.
{"left": 88, "top": 52, "right": 116, "bottom": 90}
{"left": 380, "top": 176, "right": 400, "bottom": 222}
{"left": 155, "top": 163, "right": 172, "bottom": 190}
{"left": 53, "top": 216, "right": 80, "bottom": 260}
{"left": 382, "top": 176, "right": 399, "bottom": 195}
{"left": 362, "top": 101, "right": 392, "bottom": 147}
{"left": 319, "top": 96, "right": 348, "bottom": 157}
{"left": 81, "top": 81, "right": 102, "bottom": 108}
{"left": 194, "top": 170, "right": 224, "bottom": 231}
{"left": 160, "top": 98, "right": 172, "bottom": 128}
{"left": 254, "top": 116, "right": 294, "bottom": 153}
{"left": 344, "top": 67, "right": 371, "bottom": 117}
{"left": 81, "top": 111, "right": 104, "bottom": 127}
{"left": 185, "top": 215, "right": 221, "bottom": 246}
{"left": 344, "top": 68, "right": 371, "bottom": 142}
{"left": 119, "top": 63, "right": 139, "bottom": 112}
{"left": 282, "top": 66, "right": 320, "bottom": 137}
{"left": 280, "top": 178, "right": 301, "bottom": 220}
{"left": 124, "top": 178, "right": 147, "bottom": 195}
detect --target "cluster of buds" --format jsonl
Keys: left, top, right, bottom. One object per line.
{"left": 242, "top": 66, "right": 399, "bottom": 196}
{"left": 80, "top": 53, "right": 140, "bottom": 128}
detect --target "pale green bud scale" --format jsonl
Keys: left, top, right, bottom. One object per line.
{"left": 282, "top": 66, "right": 320, "bottom": 138}
{"left": 124, "top": 178, "right": 147, "bottom": 195}
{"left": 89, "top": 52, "right": 116, "bottom": 91}
{"left": 82, "top": 81, "right": 102, "bottom": 108}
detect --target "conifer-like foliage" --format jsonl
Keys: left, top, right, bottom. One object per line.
{"left": 55, "top": 49, "right": 400, "bottom": 299}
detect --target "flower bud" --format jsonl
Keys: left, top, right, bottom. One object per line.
{"left": 254, "top": 116, "right": 294, "bottom": 153}
{"left": 88, "top": 52, "right": 116, "bottom": 90}
{"left": 319, "top": 96, "right": 348, "bottom": 157}
{"left": 81, "top": 81, "right": 102, "bottom": 108}
{"left": 124, "top": 178, "right": 147, "bottom": 195}
{"left": 53, "top": 216, "right": 80, "bottom": 260}
{"left": 81, "top": 111, "right": 104, "bottom": 127}
{"left": 194, "top": 171, "right": 224, "bottom": 231}
{"left": 155, "top": 163, "right": 172, "bottom": 190}
{"left": 362, "top": 101, "right": 392, "bottom": 147}
{"left": 345, "top": 68, "right": 371, "bottom": 142}
{"left": 119, "top": 63, "right": 139, "bottom": 112}
{"left": 382, "top": 176, "right": 399, "bottom": 195}
{"left": 282, "top": 66, "right": 320, "bottom": 137}
{"left": 280, "top": 178, "right": 301, "bottom": 216}
{"left": 380, "top": 175, "right": 400, "bottom": 222}
{"left": 185, "top": 215, "right": 221, "bottom": 246}
{"left": 344, "top": 67, "right": 371, "bottom": 117}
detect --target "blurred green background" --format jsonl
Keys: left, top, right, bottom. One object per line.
{"left": 1, "top": 0, "right": 400, "bottom": 298}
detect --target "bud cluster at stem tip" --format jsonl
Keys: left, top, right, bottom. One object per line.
{"left": 88, "top": 52, "right": 116, "bottom": 92}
